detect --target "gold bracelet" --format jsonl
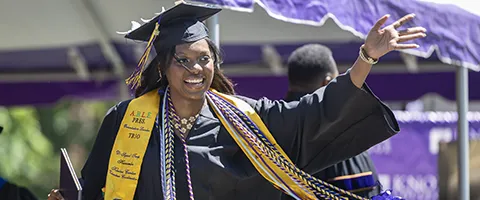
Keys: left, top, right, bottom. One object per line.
{"left": 359, "top": 45, "right": 378, "bottom": 65}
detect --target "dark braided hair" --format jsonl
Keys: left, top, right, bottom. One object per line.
{"left": 134, "top": 38, "right": 234, "bottom": 97}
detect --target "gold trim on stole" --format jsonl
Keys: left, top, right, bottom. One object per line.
{"left": 210, "top": 90, "right": 317, "bottom": 200}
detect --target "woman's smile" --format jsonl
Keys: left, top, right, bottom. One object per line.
{"left": 183, "top": 76, "right": 205, "bottom": 90}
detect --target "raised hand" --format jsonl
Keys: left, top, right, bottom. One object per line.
{"left": 363, "top": 14, "right": 427, "bottom": 59}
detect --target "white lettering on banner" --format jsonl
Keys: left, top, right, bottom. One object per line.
{"left": 429, "top": 128, "right": 453, "bottom": 154}
{"left": 469, "top": 128, "right": 480, "bottom": 140}
{"left": 429, "top": 127, "right": 480, "bottom": 154}
{"left": 368, "top": 139, "right": 392, "bottom": 155}
{"left": 379, "top": 174, "right": 438, "bottom": 200}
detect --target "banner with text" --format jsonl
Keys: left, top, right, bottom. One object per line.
{"left": 368, "top": 111, "right": 480, "bottom": 200}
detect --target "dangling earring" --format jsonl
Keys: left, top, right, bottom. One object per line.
{"left": 156, "top": 70, "right": 163, "bottom": 83}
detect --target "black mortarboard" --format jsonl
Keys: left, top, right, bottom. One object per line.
{"left": 124, "top": 1, "right": 221, "bottom": 91}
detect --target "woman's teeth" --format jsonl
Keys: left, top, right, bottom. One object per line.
{"left": 184, "top": 78, "right": 203, "bottom": 84}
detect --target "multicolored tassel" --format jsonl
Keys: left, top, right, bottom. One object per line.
{"left": 125, "top": 22, "right": 161, "bottom": 91}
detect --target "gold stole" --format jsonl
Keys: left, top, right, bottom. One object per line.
{"left": 103, "top": 90, "right": 316, "bottom": 200}
{"left": 104, "top": 90, "right": 159, "bottom": 200}
{"left": 209, "top": 91, "right": 316, "bottom": 199}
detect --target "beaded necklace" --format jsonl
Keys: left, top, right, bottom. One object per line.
{"left": 169, "top": 100, "right": 198, "bottom": 199}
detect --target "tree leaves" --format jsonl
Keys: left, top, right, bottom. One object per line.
{"left": 0, "top": 99, "right": 115, "bottom": 198}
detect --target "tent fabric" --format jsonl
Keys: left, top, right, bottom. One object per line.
{"left": 0, "top": 41, "right": 439, "bottom": 73}
{"left": 194, "top": 0, "right": 480, "bottom": 71}
{"left": 1, "top": 0, "right": 478, "bottom": 106}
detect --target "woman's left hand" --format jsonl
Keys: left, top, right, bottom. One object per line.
{"left": 47, "top": 189, "right": 65, "bottom": 200}
{"left": 363, "top": 13, "right": 427, "bottom": 60}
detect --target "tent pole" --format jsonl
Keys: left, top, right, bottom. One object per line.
{"left": 207, "top": 14, "right": 220, "bottom": 49}
{"left": 77, "top": 0, "right": 129, "bottom": 100}
{"left": 456, "top": 65, "right": 469, "bottom": 200}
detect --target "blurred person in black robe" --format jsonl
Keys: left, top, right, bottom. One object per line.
{"left": 0, "top": 178, "right": 37, "bottom": 200}
{"left": 238, "top": 44, "right": 384, "bottom": 199}
{"left": 284, "top": 44, "right": 381, "bottom": 198}
{"left": 0, "top": 126, "right": 38, "bottom": 200}
{"left": 46, "top": 2, "right": 427, "bottom": 199}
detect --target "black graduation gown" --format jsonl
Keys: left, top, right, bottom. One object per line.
{"left": 283, "top": 91, "right": 381, "bottom": 198}
{"left": 80, "top": 71, "right": 399, "bottom": 200}
{"left": 0, "top": 180, "right": 38, "bottom": 200}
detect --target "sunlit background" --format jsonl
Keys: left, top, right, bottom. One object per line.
{"left": 0, "top": 0, "right": 479, "bottom": 199}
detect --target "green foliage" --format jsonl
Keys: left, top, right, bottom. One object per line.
{"left": 0, "top": 99, "right": 116, "bottom": 198}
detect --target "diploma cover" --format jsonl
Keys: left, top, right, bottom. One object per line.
{"left": 60, "top": 148, "right": 82, "bottom": 200}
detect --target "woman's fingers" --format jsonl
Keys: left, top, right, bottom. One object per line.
{"left": 372, "top": 14, "right": 390, "bottom": 31}
{"left": 47, "top": 189, "right": 65, "bottom": 200}
{"left": 391, "top": 13, "right": 416, "bottom": 29}
{"left": 397, "top": 32, "right": 427, "bottom": 43}
{"left": 398, "top": 27, "right": 427, "bottom": 36}
{"left": 392, "top": 43, "right": 420, "bottom": 50}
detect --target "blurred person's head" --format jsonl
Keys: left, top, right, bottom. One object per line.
{"left": 287, "top": 44, "right": 339, "bottom": 92}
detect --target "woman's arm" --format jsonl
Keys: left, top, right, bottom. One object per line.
{"left": 239, "top": 13, "right": 425, "bottom": 173}
{"left": 240, "top": 70, "right": 399, "bottom": 174}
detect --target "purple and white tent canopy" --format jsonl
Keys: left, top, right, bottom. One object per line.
{"left": 1, "top": 0, "right": 478, "bottom": 107}
{"left": 194, "top": 0, "right": 480, "bottom": 70}
{"left": 3, "top": 0, "right": 477, "bottom": 106}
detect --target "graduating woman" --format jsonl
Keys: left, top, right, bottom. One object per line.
{"left": 48, "top": 2, "right": 426, "bottom": 200}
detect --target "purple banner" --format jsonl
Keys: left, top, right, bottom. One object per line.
{"left": 368, "top": 111, "right": 480, "bottom": 199}
{"left": 2, "top": 71, "right": 480, "bottom": 106}
{"left": 0, "top": 80, "right": 119, "bottom": 106}
{"left": 230, "top": 71, "right": 480, "bottom": 102}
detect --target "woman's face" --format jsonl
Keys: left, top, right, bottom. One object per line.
{"left": 165, "top": 39, "right": 215, "bottom": 101}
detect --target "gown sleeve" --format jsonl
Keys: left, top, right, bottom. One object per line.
{"left": 237, "top": 70, "right": 400, "bottom": 174}
{"left": 80, "top": 100, "right": 131, "bottom": 200}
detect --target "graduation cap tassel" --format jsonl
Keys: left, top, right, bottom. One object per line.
{"left": 125, "top": 22, "right": 161, "bottom": 91}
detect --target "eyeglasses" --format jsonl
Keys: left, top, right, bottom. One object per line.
{"left": 173, "top": 53, "right": 213, "bottom": 72}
